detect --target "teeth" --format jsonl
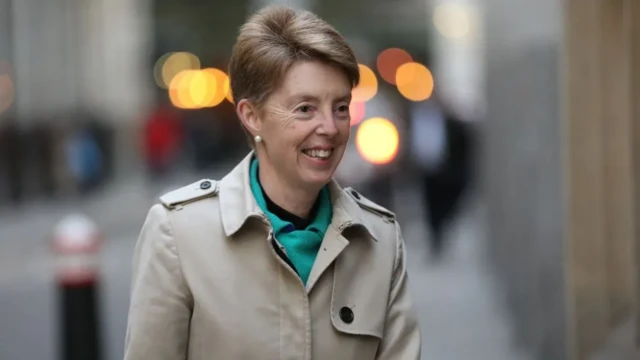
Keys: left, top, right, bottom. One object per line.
{"left": 304, "top": 149, "right": 331, "bottom": 159}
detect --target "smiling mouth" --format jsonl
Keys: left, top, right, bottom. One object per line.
{"left": 302, "top": 148, "right": 332, "bottom": 160}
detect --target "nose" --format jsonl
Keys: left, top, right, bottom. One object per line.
{"left": 316, "top": 111, "right": 339, "bottom": 137}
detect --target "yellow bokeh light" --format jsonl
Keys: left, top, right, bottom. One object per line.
{"left": 169, "top": 69, "right": 226, "bottom": 109}
{"left": 169, "top": 70, "right": 193, "bottom": 109}
{"left": 355, "top": 117, "right": 399, "bottom": 165}
{"left": 376, "top": 48, "right": 413, "bottom": 85}
{"left": 158, "top": 52, "right": 201, "bottom": 89}
{"left": 189, "top": 70, "right": 217, "bottom": 108}
{"left": 223, "top": 76, "right": 234, "bottom": 104}
{"left": 433, "top": 3, "right": 472, "bottom": 39}
{"left": 202, "top": 68, "right": 228, "bottom": 107}
{"left": 395, "top": 62, "right": 434, "bottom": 102}
{"left": 352, "top": 64, "right": 378, "bottom": 103}
{"left": 0, "top": 74, "right": 14, "bottom": 114}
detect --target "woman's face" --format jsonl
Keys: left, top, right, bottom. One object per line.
{"left": 250, "top": 60, "right": 352, "bottom": 190}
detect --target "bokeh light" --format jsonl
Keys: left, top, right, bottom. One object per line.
{"left": 395, "top": 62, "right": 434, "bottom": 101}
{"left": 352, "top": 64, "right": 378, "bottom": 103}
{"left": 0, "top": 74, "right": 14, "bottom": 115}
{"left": 202, "top": 68, "right": 228, "bottom": 107}
{"left": 376, "top": 48, "right": 413, "bottom": 85}
{"left": 223, "top": 75, "right": 234, "bottom": 104}
{"left": 349, "top": 101, "right": 366, "bottom": 126}
{"left": 355, "top": 117, "right": 399, "bottom": 165}
{"left": 0, "top": 60, "right": 14, "bottom": 114}
{"left": 189, "top": 70, "right": 217, "bottom": 108}
{"left": 167, "top": 69, "right": 235, "bottom": 109}
{"left": 169, "top": 69, "right": 219, "bottom": 109}
{"left": 433, "top": 3, "right": 472, "bottom": 39}
{"left": 169, "top": 70, "right": 194, "bottom": 109}
{"left": 155, "top": 52, "right": 201, "bottom": 89}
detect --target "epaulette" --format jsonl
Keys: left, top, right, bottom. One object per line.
{"left": 344, "top": 187, "right": 396, "bottom": 223}
{"left": 159, "top": 179, "right": 218, "bottom": 210}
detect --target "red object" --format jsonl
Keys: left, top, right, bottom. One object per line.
{"left": 143, "top": 105, "right": 183, "bottom": 170}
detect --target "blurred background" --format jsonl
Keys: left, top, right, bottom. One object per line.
{"left": 1, "top": 0, "right": 640, "bottom": 359}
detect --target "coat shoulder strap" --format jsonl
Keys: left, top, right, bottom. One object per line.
{"left": 159, "top": 179, "right": 218, "bottom": 210}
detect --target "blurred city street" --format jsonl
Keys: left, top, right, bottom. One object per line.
{"left": 2, "top": 1, "right": 640, "bottom": 358}
{"left": 0, "top": 168, "right": 533, "bottom": 360}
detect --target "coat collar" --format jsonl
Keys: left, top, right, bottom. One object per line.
{"left": 218, "top": 151, "right": 376, "bottom": 240}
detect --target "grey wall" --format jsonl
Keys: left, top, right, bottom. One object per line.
{"left": 0, "top": 0, "right": 12, "bottom": 62}
{"left": 7, "top": 0, "right": 152, "bottom": 125}
{"left": 481, "top": 0, "right": 568, "bottom": 359}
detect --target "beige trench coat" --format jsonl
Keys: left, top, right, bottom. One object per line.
{"left": 124, "top": 153, "right": 421, "bottom": 360}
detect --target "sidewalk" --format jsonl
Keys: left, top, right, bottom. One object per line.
{"left": 590, "top": 317, "right": 639, "bottom": 360}
{"left": 393, "top": 186, "right": 533, "bottom": 360}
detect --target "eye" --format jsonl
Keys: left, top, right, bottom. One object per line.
{"left": 335, "top": 104, "right": 350, "bottom": 118}
{"left": 295, "top": 104, "right": 313, "bottom": 113}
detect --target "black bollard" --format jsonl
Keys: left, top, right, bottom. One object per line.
{"left": 52, "top": 214, "right": 102, "bottom": 360}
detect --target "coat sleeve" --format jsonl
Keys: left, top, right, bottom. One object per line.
{"left": 375, "top": 222, "right": 422, "bottom": 360}
{"left": 124, "top": 204, "right": 193, "bottom": 360}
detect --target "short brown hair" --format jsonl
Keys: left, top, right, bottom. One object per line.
{"left": 229, "top": 6, "right": 360, "bottom": 109}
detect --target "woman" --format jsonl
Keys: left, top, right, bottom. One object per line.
{"left": 124, "top": 6, "right": 421, "bottom": 360}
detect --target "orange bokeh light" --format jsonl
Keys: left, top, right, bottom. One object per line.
{"left": 395, "top": 62, "right": 434, "bottom": 102}
{"left": 352, "top": 64, "right": 378, "bottom": 103}
{"left": 376, "top": 48, "right": 413, "bottom": 85}
{"left": 169, "top": 70, "right": 192, "bottom": 109}
{"left": 168, "top": 69, "right": 235, "bottom": 109}
{"left": 223, "top": 76, "right": 234, "bottom": 104}
{"left": 202, "top": 68, "right": 228, "bottom": 107}
{"left": 169, "top": 69, "right": 218, "bottom": 109}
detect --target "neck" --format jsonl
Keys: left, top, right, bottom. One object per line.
{"left": 257, "top": 160, "right": 319, "bottom": 219}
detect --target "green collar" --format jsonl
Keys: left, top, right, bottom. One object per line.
{"left": 249, "top": 158, "right": 332, "bottom": 236}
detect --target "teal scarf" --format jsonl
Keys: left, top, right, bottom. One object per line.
{"left": 249, "top": 158, "right": 332, "bottom": 284}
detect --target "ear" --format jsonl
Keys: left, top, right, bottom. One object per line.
{"left": 236, "top": 99, "right": 262, "bottom": 136}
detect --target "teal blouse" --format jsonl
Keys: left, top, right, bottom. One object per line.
{"left": 249, "top": 158, "right": 332, "bottom": 284}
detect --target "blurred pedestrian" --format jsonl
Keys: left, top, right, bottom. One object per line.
{"left": 32, "top": 123, "right": 56, "bottom": 197}
{"left": 65, "top": 126, "right": 103, "bottom": 194}
{"left": 142, "top": 101, "right": 183, "bottom": 178}
{"left": 0, "top": 117, "right": 24, "bottom": 205}
{"left": 411, "top": 100, "right": 476, "bottom": 258}
{"left": 125, "top": 6, "right": 421, "bottom": 360}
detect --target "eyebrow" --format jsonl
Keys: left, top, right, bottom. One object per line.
{"left": 288, "top": 93, "right": 352, "bottom": 104}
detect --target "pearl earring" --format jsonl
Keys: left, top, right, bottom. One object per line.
{"left": 254, "top": 135, "right": 262, "bottom": 143}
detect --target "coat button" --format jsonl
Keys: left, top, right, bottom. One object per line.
{"left": 339, "top": 307, "right": 354, "bottom": 324}
{"left": 200, "top": 181, "right": 212, "bottom": 190}
{"left": 350, "top": 190, "right": 361, "bottom": 200}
